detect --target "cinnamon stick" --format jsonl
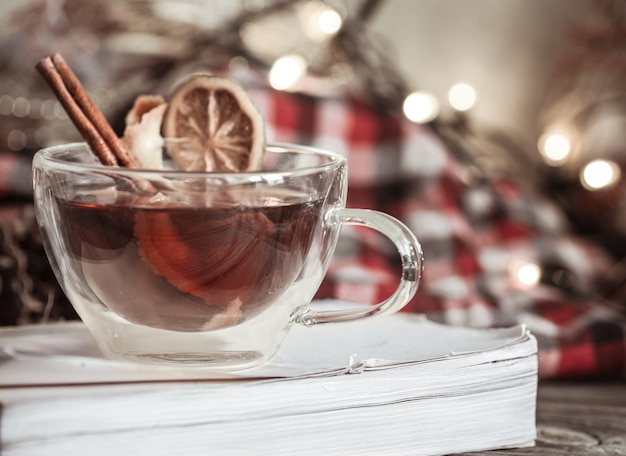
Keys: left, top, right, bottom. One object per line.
{"left": 36, "top": 53, "right": 137, "bottom": 168}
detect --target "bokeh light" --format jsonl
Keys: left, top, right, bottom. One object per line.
{"left": 511, "top": 261, "right": 542, "bottom": 287}
{"left": 539, "top": 133, "right": 571, "bottom": 165}
{"left": 269, "top": 54, "right": 307, "bottom": 91}
{"left": 448, "top": 83, "right": 477, "bottom": 111}
{"left": 317, "top": 8, "right": 342, "bottom": 35}
{"left": 303, "top": 2, "right": 342, "bottom": 41}
{"left": 403, "top": 91, "right": 440, "bottom": 123}
{"left": 580, "top": 159, "right": 621, "bottom": 190}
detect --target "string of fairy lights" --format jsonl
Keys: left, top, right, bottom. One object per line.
{"left": 259, "top": 0, "right": 622, "bottom": 195}
{"left": 258, "top": 2, "right": 480, "bottom": 116}
{"left": 539, "top": 128, "right": 622, "bottom": 191}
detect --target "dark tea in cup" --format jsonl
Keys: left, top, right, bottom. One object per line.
{"left": 57, "top": 189, "right": 323, "bottom": 331}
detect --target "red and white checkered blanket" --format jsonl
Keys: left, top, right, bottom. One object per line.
{"left": 246, "top": 78, "right": 626, "bottom": 380}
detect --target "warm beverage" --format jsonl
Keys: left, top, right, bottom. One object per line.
{"left": 35, "top": 143, "right": 422, "bottom": 369}
{"left": 56, "top": 189, "right": 323, "bottom": 332}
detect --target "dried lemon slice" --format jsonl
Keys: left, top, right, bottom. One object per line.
{"left": 163, "top": 74, "right": 265, "bottom": 172}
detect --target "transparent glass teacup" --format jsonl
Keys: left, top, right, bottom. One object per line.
{"left": 33, "top": 142, "right": 424, "bottom": 371}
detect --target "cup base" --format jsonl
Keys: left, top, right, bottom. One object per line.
{"left": 60, "top": 269, "right": 323, "bottom": 372}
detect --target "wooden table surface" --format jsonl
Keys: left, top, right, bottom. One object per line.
{"left": 462, "top": 381, "right": 626, "bottom": 455}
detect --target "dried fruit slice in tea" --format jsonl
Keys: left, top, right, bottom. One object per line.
{"left": 132, "top": 194, "right": 322, "bottom": 330}
{"left": 136, "top": 206, "right": 275, "bottom": 301}
{"left": 134, "top": 203, "right": 278, "bottom": 328}
{"left": 162, "top": 74, "right": 265, "bottom": 172}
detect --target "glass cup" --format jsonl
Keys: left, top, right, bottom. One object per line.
{"left": 33, "top": 142, "right": 424, "bottom": 371}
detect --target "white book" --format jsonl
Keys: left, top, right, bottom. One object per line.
{"left": 0, "top": 300, "right": 538, "bottom": 456}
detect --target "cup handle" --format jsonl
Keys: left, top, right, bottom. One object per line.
{"left": 294, "top": 208, "right": 424, "bottom": 326}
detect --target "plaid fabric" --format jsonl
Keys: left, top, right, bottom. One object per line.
{"left": 245, "top": 76, "right": 626, "bottom": 380}
{"left": 1, "top": 68, "right": 624, "bottom": 379}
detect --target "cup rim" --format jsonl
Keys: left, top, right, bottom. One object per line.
{"left": 34, "top": 141, "right": 346, "bottom": 178}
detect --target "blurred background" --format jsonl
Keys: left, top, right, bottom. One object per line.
{"left": 0, "top": 0, "right": 624, "bottom": 324}
{"left": 0, "top": 0, "right": 602, "bottom": 147}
